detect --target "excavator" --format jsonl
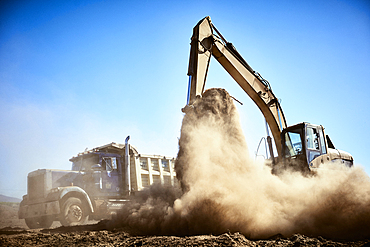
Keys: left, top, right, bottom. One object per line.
{"left": 184, "top": 16, "right": 353, "bottom": 172}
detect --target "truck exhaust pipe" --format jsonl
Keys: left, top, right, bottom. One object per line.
{"left": 125, "top": 136, "right": 131, "bottom": 195}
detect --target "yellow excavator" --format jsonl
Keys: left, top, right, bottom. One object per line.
{"left": 184, "top": 16, "right": 353, "bottom": 172}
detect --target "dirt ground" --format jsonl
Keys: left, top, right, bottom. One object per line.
{"left": 1, "top": 203, "right": 369, "bottom": 247}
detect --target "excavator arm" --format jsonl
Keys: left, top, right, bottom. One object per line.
{"left": 186, "top": 16, "right": 287, "bottom": 157}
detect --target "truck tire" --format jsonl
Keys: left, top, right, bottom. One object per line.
{"left": 25, "top": 216, "right": 53, "bottom": 229}
{"left": 59, "top": 197, "right": 88, "bottom": 226}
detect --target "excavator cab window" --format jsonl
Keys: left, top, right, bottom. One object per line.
{"left": 320, "top": 130, "right": 327, "bottom": 154}
{"left": 305, "top": 125, "right": 327, "bottom": 164}
{"left": 282, "top": 126, "right": 310, "bottom": 172}
{"left": 283, "top": 129, "right": 303, "bottom": 158}
{"left": 283, "top": 124, "right": 329, "bottom": 168}
{"left": 306, "top": 127, "right": 320, "bottom": 163}
{"left": 306, "top": 127, "right": 319, "bottom": 150}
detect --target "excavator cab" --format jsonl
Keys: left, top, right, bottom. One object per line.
{"left": 281, "top": 123, "right": 328, "bottom": 172}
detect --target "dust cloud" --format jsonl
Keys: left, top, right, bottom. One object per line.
{"left": 115, "top": 88, "right": 370, "bottom": 240}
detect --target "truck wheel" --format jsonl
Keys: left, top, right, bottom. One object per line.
{"left": 59, "top": 197, "right": 88, "bottom": 226}
{"left": 25, "top": 216, "right": 53, "bottom": 229}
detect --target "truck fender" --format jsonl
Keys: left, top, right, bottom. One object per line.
{"left": 58, "top": 186, "right": 94, "bottom": 213}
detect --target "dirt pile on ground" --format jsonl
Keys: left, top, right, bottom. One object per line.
{"left": 1, "top": 224, "right": 369, "bottom": 246}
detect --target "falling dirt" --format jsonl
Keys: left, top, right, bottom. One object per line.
{"left": 1, "top": 88, "right": 370, "bottom": 246}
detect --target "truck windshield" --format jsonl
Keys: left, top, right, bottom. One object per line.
{"left": 284, "top": 129, "right": 303, "bottom": 158}
{"left": 71, "top": 155, "right": 99, "bottom": 171}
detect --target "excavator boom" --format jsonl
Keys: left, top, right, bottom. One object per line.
{"left": 187, "top": 16, "right": 287, "bottom": 157}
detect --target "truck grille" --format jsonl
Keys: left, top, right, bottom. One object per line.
{"left": 28, "top": 173, "right": 45, "bottom": 200}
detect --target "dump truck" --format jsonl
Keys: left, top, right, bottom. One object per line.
{"left": 184, "top": 16, "right": 353, "bottom": 172}
{"left": 18, "top": 137, "right": 178, "bottom": 229}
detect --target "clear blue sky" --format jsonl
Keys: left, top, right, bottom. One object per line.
{"left": 0, "top": 0, "right": 369, "bottom": 199}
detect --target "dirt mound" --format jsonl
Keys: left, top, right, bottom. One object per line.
{"left": 1, "top": 224, "right": 369, "bottom": 247}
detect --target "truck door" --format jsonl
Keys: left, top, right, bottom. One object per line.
{"left": 101, "top": 156, "right": 122, "bottom": 195}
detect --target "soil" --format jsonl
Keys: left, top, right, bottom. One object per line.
{"left": 0, "top": 203, "right": 369, "bottom": 246}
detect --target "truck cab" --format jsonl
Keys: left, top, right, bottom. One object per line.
{"left": 18, "top": 143, "right": 131, "bottom": 229}
{"left": 70, "top": 151, "right": 126, "bottom": 198}
{"left": 19, "top": 141, "right": 177, "bottom": 229}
